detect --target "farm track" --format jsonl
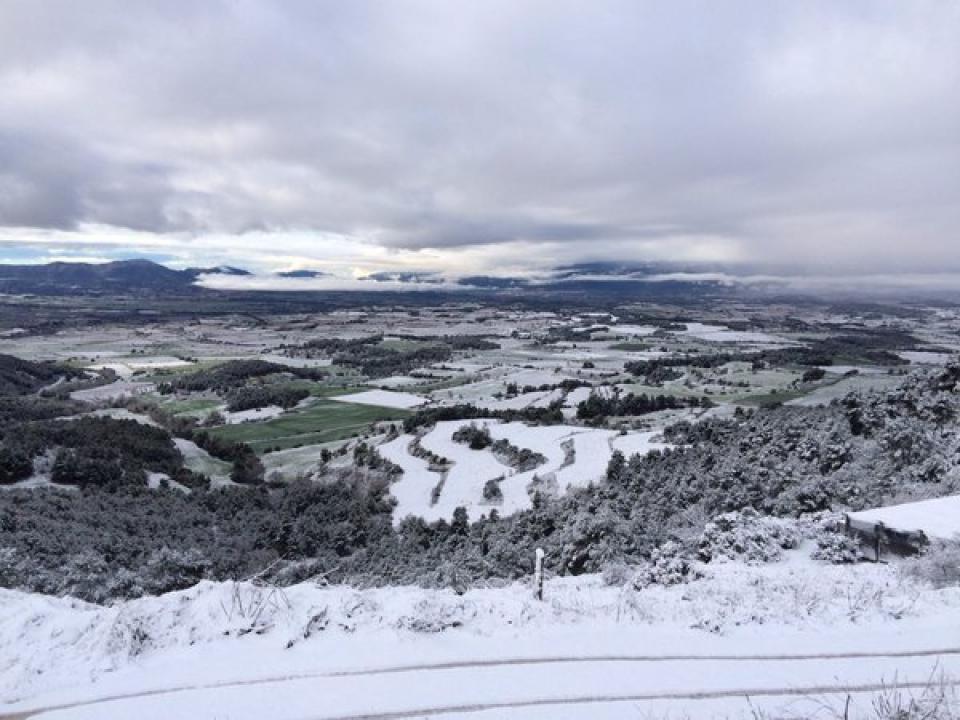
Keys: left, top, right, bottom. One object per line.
{"left": 315, "top": 678, "right": 960, "bottom": 720}
{"left": 4, "top": 647, "right": 960, "bottom": 720}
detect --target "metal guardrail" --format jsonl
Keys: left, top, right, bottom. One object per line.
{"left": 845, "top": 515, "right": 928, "bottom": 561}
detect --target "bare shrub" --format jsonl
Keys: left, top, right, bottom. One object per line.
{"left": 601, "top": 561, "right": 633, "bottom": 587}
{"left": 903, "top": 539, "right": 960, "bottom": 589}
{"left": 745, "top": 670, "right": 958, "bottom": 720}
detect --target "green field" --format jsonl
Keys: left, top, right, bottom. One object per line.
{"left": 157, "top": 395, "right": 223, "bottom": 416}
{"left": 177, "top": 441, "right": 233, "bottom": 479}
{"left": 137, "top": 358, "right": 229, "bottom": 382}
{"left": 608, "top": 342, "right": 652, "bottom": 352}
{"left": 735, "top": 388, "right": 809, "bottom": 406}
{"left": 208, "top": 397, "right": 411, "bottom": 452}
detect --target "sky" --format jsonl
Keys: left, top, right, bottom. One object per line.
{"left": 0, "top": 1, "right": 958, "bottom": 284}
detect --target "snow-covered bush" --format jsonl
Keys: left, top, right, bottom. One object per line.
{"left": 600, "top": 561, "right": 633, "bottom": 587}
{"left": 794, "top": 510, "right": 845, "bottom": 537}
{"left": 451, "top": 422, "right": 492, "bottom": 450}
{"left": 482, "top": 476, "right": 504, "bottom": 504}
{"left": 698, "top": 508, "right": 799, "bottom": 564}
{"left": 794, "top": 511, "right": 863, "bottom": 564}
{"left": 904, "top": 540, "right": 960, "bottom": 589}
{"left": 0, "top": 547, "right": 20, "bottom": 587}
{"left": 140, "top": 547, "right": 211, "bottom": 596}
{"left": 631, "top": 541, "right": 704, "bottom": 589}
{"left": 396, "top": 595, "right": 477, "bottom": 632}
{"left": 812, "top": 532, "right": 862, "bottom": 564}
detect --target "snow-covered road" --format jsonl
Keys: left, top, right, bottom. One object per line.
{"left": 4, "top": 646, "right": 959, "bottom": 719}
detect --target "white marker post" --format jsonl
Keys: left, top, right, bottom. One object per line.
{"left": 534, "top": 547, "right": 544, "bottom": 601}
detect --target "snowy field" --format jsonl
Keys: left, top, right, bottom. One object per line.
{"left": 2, "top": 551, "right": 959, "bottom": 720}
{"left": 331, "top": 389, "right": 427, "bottom": 409}
{"left": 678, "top": 323, "right": 789, "bottom": 345}
{"left": 900, "top": 350, "right": 956, "bottom": 365}
{"left": 255, "top": 354, "right": 333, "bottom": 368}
{"left": 430, "top": 367, "right": 571, "bottom": 408}
{"left": 610, "top": 324, "right": 658, "bottom": 336}
{"left": 88, "top": 357, "right": 192, "bottom": 378}
{"left": 69, "top": 381, "right": 154, "bottom": 403}
{"left": 223, "top": 404, "right": 285, "bottom": 424}
{"left": 380, "top": 420, "right": 670, "bottom": 523}
{"left": 787, "top": 373, "right": 905, "bottom": 407}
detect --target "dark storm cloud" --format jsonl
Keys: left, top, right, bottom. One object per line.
{"left": 0, "top": 1, "right": 958, "bottom": 271}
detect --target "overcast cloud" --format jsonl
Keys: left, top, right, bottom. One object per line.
{"left": 0, "top": 1, "right": 958, "bottom": 277}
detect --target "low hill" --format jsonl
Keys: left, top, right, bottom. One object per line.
{"left": 0, "top": 354, "right": 73, "bottom": 395}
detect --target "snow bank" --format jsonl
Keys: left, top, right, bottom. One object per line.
{"left": 848, "top": 495, "right": 960, "bottom": 541}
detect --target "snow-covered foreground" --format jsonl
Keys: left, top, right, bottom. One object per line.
{"left": 379, "top": 419, "right": 670, "bottom": 523}
{"left": 2, "top": 554, "right": 959, "bottom": 720}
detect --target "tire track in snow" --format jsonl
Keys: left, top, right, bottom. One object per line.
{"left": 3, "top": 647, "right": 960, "bottom": 720}
{"left": 317, "top": 678, "right": 960, "bottom": 720}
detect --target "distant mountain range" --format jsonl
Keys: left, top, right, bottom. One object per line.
{"left": 275, "top": 269, "right": 328, "bottom": 278}
{"left": 0, "top": 258, "right": 775, "bottom": 301}
{"left": 0, "top": 257, "right": 745, "bottom": 299}
{"left": 0, "top": 259, "right": 247, "bottom": 296}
